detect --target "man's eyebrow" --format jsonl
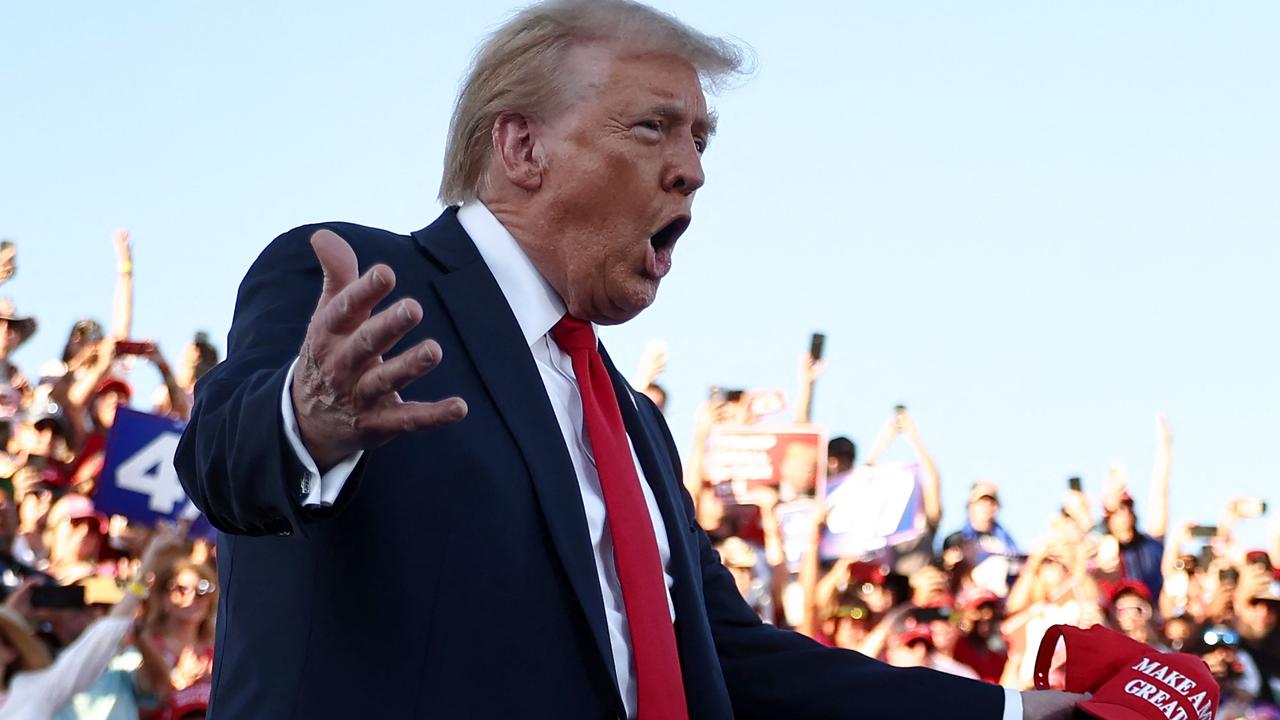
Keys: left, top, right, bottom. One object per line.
{"left": 650, "top": 102, "right": 717, "bottom": 136}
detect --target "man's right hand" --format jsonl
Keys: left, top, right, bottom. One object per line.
{"left": 291, "top": 229, "right": 468, "bottom": 471}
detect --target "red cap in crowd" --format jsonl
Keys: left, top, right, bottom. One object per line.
{"left": 889, "top": 625, "right": 934, "bottom": 650}
{"left": 847, "top": 562, "right": 888, "bottom": 587}
{"left": 1034, "top": 624, "right": 1218, "bottom": 720}
{"left": 1104, "top": 579, "right": 1153, "bottom": 608}
{"left": 94, "top": 377, "right": 133, "bottom": 400}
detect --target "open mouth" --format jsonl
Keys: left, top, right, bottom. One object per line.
{"left": 650, "top": 216, "right": 690, "bottom": 253}
{"left": 645, "top": 215, "right": 690, "bottom": 280}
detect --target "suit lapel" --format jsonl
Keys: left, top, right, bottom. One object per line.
{"left": 413, "top": 210, "right": 620, "bottom": 705}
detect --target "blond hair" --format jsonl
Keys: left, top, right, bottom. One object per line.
{"left": 438, "top": 0, "right": 748, "bottom": 205}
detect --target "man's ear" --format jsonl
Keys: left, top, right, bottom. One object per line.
{"left": 491, "top": 112, "right": 544, "bottom": 192}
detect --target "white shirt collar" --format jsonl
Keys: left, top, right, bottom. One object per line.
{"left": 456, "top": 201, "right": 568, "bottom": 348}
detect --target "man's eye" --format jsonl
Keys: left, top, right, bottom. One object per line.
{"left": 694, "top": 137, "right": 707, "bottom": 154}
{"left": 636, "top": 120, "right": 662, "bottom": 133}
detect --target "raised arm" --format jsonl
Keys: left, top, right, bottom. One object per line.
{"left": 898, "top": 411, "right": 942, "bottom": 529}
{"left": 146, "top": 344, "right": 190, "bottom": 420}
{"left": 793, "top": 353, "right": 824, "bottom": 425}
{"left": 111, "top": 229, "right": 134, "bottom": 340}
{"left": 174, "top": 227, "right": 465, "bottom": 536}
{"left": 1147, "top": 414, "right": 1172, "bottom": 539}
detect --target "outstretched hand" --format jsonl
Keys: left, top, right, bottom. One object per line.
{"left": 291, "top": 229, "right": 467, "bottom": 470}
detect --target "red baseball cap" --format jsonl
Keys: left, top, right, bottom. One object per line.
{"left": 1034, "top": 624, "right": 1218, "bottom": 720}
{"left": 1105, "top": 579, "right": 1153, "bottom": 608}
{"left": 888, "top": 625, "right": 934, "bottom": 650}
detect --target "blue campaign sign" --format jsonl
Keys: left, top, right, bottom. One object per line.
{"left": 98, "top": 408, "right": 213, "bottom": 537}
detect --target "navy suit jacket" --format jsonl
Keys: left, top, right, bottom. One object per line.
{"left": 176, "top": 208, "right": 1005, "bottom": 719}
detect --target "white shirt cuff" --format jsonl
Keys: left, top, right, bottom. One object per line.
{"left": 1002, "top": 688, "right": 1023, "bottom": 720}
{"left": 281, "top": 357, "right": 363, "bottom": 507}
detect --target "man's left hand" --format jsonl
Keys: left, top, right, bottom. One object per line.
{"left": 1021, "top": 690, "right": 1085, "bottom": 720}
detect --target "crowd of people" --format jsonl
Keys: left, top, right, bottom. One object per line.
{"left": 642, "top": 348, "right": 1280, "bottom": 719}
{"left": 0, "top": 233, "right": 217, "bottom": 719}
{"left": 0, "top": 230, "right": 1277, "bottom": 719}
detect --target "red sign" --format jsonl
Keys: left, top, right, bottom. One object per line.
{"left": 704, "top": 425, "right": 828, "bottom": 499}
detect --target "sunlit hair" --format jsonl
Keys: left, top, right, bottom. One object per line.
{"left": 147, "top": 559, "right": 218, "bottom": 646}
{"left": 438, "top": 0, "right": 749, "bottom": 205}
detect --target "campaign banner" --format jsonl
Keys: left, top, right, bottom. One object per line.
{"left": 819, "top": 462, "right": 925, "bottom": 561}
{"left": 703, "top": 425, "right": 828, "bottom": 501}
{"left": 774, "top": 498, "right": 818, "bottom": 574}
{"left": 97, "top": 408, "right": 212, "bottom": 537}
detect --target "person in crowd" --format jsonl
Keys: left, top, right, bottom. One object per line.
{"left": 41, "top": 495, "right": 108, "bottom": 585}
{"left": 1105, "top": 579, "right": 1161, "bottom": 647}
{"left": 65, "top": 378, "right": 131, "bottom": 495}
{"left": 0, "top": 298, "right": 37, "bottom": 448}
{"left": 135, "top": 558, "right": 218, "bottom": 705}
{"left": 1234, "top": 564, "right": 1280, "bottom": 705}
{"left": 1001, "top": 527, "right": 1102, "bottom": 689}
{"left": 1195, "top": 624, "right": 1267, "bottom": 719}
{"left": 715, "top": 536, "right": 775, "bottom": 624}
{"left": 824, "top": 436, "right": 855, "bottom": 489}
{"left": 151, "top": 334, "right": 218, "bottom": 422}
{"left": 0, "top": 241, "right": 16, "bottom": 286}
{"left": 814, "top": 596, "right": 874, "bottom": 650}
{"left": 631, "top": 340, "right": 668, "bottom": 415}
{"left": 0, "top": 525, "right": 181, "bottom": 717}
{"left": 1159, "top": 522, "right": 1211, "bottom": 620}
{"left": 952, "top": 588, "right": 1008, "bottom": 685}
{"left": 883, "top": 622, "right": 978, "bottom": 679}
{"left": 949, "top": 480, "right": 1018, "bottom": 562}
{"left": 155, "top": 681, "right": 210, "bottom": 720}
{"left": 1160, "top": 610, "right": 1197, "bottom": 653}
{"left": 1096, "top": 415, "right": 1172, "bottom": 600}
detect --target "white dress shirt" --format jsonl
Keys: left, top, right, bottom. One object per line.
{"left": 279, "top": 202, "right": 1022, "bottom": 720}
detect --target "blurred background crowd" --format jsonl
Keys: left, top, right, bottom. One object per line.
{"left": 0, "top": 231, "right": 1276, "bottom": 719}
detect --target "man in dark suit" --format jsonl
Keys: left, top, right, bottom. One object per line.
{"left": 176, "top": 1, "right": 1082, "bottom": 717}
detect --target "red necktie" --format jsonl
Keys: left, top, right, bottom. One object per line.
{"left": 550, "top": 315, "right": 688, "bottom": 720}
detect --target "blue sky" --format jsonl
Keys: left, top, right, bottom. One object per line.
{"left": 3, "top": 1, "right": 1278, "bottom": 548}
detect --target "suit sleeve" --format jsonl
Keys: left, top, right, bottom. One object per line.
{"left": 175, "top": 226, "right": 365, "bottom": 537}
{"left": 639, "top": 396, "right": 1008, "bottom": 720}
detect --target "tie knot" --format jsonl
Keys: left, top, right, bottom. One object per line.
{"left": 550, "top": 314, "right": 597, "bottom": 352}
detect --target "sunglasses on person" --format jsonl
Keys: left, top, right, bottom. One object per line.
{"left": 168, "top": 578, "right": 216, "bottom": 598}
{"left": 1200, "top": 627, "right": 1239, "bottom": 650}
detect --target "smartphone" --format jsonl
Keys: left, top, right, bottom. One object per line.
{"left": 31, "top": 585, "right": 86, "bottom": 610}
{"left": 722, "top": 389, "right": 745, "bottom": 403}
{"left": 115, "top": 340, "right": 156, "bottom": 356}
{"left": 809, "top": 332, "right": 826, "bottom": 362}
{"left": 1219, "top": 567, "right": 1240, "bottom": 585}
{"left": 1068, "top": 477, "right": 1083, "bottom": 493}
{"left": 1228, "top": 499, "right": 1267, "bottom": 519}
{"left": 910, "top": 606, "right": 952, "bottom": 623}
{"left": 1189, "top": 525, "right": 1218, "bottom": 538}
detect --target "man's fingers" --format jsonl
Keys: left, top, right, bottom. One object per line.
{"left": 352, "top": 338, "right": 443, "bottom": 407}
{"left": 356, "top": 397, "right": 468, "bottom": 437}
{"left": 328, "top": 298, "right": 422, "bottom": 382}
{"left": 319, "top": 264, "right": 397, "bottom": 336}
{"left": 310, "top": 230, "right": 359, "bottom": 308}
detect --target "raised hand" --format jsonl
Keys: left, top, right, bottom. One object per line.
{"left": 291, "top": 229, "right": 467, "bottom": 470}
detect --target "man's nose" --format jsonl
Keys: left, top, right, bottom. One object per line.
{"left": 664, "top": 142, "right": 706, "bottom": 195}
